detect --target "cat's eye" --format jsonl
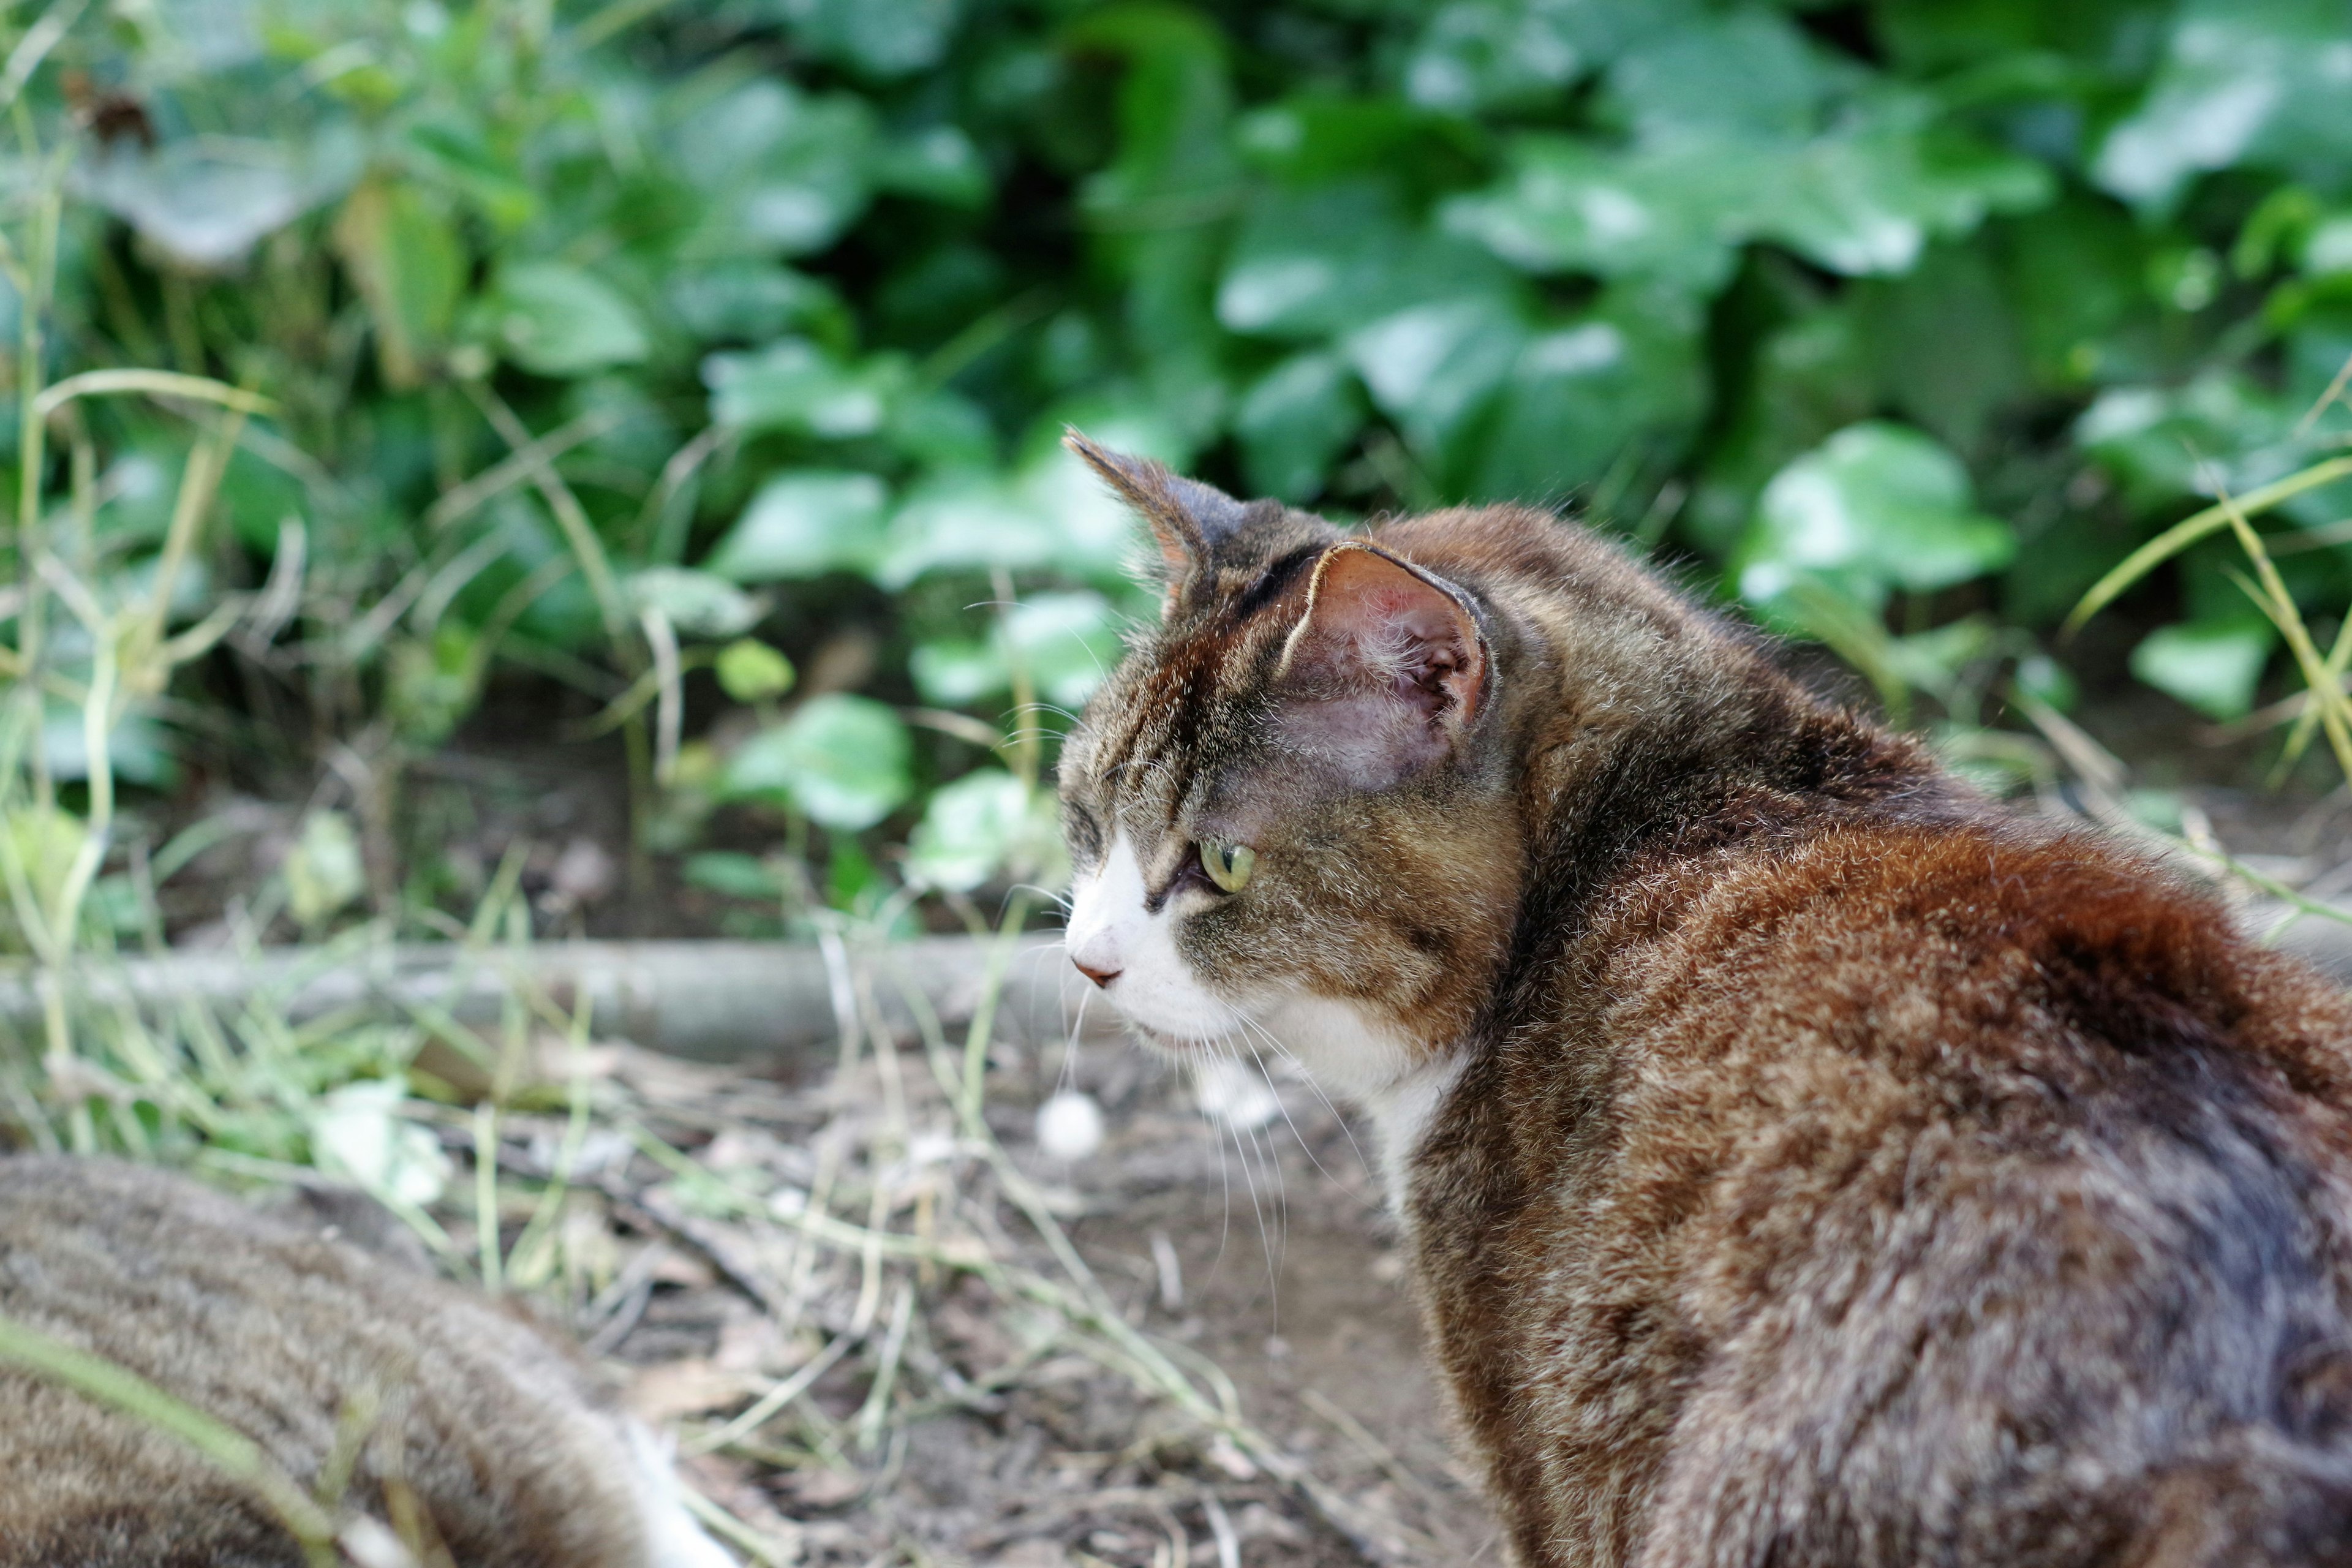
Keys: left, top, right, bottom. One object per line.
{"left": 1199, "top": 841, "right": 1256, "bottom": 893}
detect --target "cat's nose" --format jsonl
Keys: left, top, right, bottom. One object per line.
{"left": 1074, "top": 957, "right": 1121, "bottom": 989}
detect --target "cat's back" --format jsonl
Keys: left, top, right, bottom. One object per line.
{"left": 0, "top": 1156, "right": 704, "bottom": 1568}
{"left": 1442, "top": 812, "right": 2352, "bottom": 1567}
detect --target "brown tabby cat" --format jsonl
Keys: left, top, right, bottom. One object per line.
{"left": 0, "top": 1156, "right": 732, "bottom": 1568}
{"left": 1056, "top": 434, "right": 2352, "bottom": 1568}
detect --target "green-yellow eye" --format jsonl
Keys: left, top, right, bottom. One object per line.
{"left": 1200, "top": 841, "right": 1256, "bottom": 893}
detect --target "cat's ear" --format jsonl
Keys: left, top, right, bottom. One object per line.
{"left": 1272, "top": 542, "right": 1490, "bottom": 790}
{"left": 1063, "top": 429, "right": 1250, "bottom": 612}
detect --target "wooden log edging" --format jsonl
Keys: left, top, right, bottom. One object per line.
{"left": 3, "top": 908, "right": 2347, "bottom": 1068}
{"left": 0, "top": 936, "right": 1095, "bottom": 1066}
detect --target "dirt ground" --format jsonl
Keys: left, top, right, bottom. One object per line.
{"left": 568, "top": 1021, "right": 1499, "bottom": 1568}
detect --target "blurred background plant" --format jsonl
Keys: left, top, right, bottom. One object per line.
{"left": 7, "top": 0, "right": 2352, "bottom": 967}
{"left": 7, "top": 0, "right": 2352, "bottom": 1126}
{"left": 9, "top": 3, "right": 2352, "bottom": 1553}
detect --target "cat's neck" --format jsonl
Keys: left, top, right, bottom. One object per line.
{"left": 1362, "top": 1052, "right": 1472, "bottom": 1216}
{"left": 1489, "top": 607, "right": 1952, "bottom": 1029}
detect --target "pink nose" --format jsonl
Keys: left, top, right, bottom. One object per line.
{"left": 1074, "top": 959, "right": 1121, "bottom": 989}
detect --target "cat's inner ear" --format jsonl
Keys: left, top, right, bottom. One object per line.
{"left": 1063, "top": 429, "right": 1250, "bottom": 614}
{"left": 1272, "top": 543, "right": 1490, "bottom": 791}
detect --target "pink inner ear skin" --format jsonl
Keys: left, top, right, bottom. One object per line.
{"left": 1270, "top": 543, "right": 1490, "bottom": 793}
{"left": 1283, "top": 544, "right": 1487, "bottom": 729}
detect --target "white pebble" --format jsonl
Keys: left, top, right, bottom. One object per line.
{"left": 1035, "top": 1090, "right": 1106, "bottom": 1161}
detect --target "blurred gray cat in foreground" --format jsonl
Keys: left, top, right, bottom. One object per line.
{"left": 0, "top": 1156, "right": 733, "bottom": 1568}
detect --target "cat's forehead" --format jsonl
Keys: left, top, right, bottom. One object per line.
{"left": 1069, "top": 560, "right": 1314, "bottom": 824}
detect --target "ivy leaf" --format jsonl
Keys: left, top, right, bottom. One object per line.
{"left": 2075, "top": 372, "right": 2348, "bottom": 522}
{"left": 483, "top": 262, "right": 650, "bottom": 378}
{"left": 667, "top": 263, "right": 840, "bottom": 344}
{"left": 877, "top": 421, "right": 1179, "bottom": 587}
{"left": 2096, "top": 0, "right": 2352, "bottom": 214}
{"left": 778, "top": 0, "right": 962, "bottom": 77}
{"left": 872, "top": 124, "right": 990, "bottom": 206}
{"left": 625, "top": 567, "right": 763, "bottom": 639}
{"left": 704, "top": 341, "right": 902, "bottom": 437}
{"left": 1604, "top": 9, "right": 1826, "bottom": 145}
{"left": 715, "top": 639, "right": 796, "bottom": 703}
{"left": 1220, "top": 181, "right": 1510, "bottom": 339}
{"left": 1401, "top": 0, "right": 1674, "bottom": 114}
{"left": 1737, "top": 421, "right": 2016, "bottom": 608}
{"left": 671, "top": 80, "right": 876, "bottom": 257}
{"left": 722, "top": 695, "right": 913, "bottom": 831}
{"left": 905, "top": 769, "right": 1063, "bottom": 893}
{"left": 704, "top": 472, "right": 891, "bottom": 581}
{"left": 2131, "top": 617, "right": 2277, "bottom": 720}
{"left": 1470, "top": 290, "right": 1706, "bottom": 502}
{"left": 79, "top": 128, "right": 360, "bottom": 269}
{"left": 1235, "top": 352, "right": 1365, "bottom": 502}
{"left": 1344, "top": 295, "right": 1528, "bottom": 467}
{"left": 1440, "top": 138, "right": 1756, "bottom": 293}
{"left": 285, "top": 810, "right": 366, "bottom": 927}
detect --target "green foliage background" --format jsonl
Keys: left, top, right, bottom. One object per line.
{"left": 11, "top": 0, "right": 2352, "bottom": 927}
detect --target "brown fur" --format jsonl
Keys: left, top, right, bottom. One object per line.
{"left": 0, "top": 1157, "right": 653, "bottom": 1568}
{"left": 1059, "top": 444, "right": 2352, "bottom": 1567}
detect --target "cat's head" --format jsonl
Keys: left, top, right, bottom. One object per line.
{"left": 1056, "top": 434, "right": 1530, "bottom": 1101}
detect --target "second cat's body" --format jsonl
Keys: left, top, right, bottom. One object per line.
{"left": 0, "top": 1156, "right": 732, "bottom": 1568}
{"left": 1057, "top": 437, "right": 2352, "bottom": 1567}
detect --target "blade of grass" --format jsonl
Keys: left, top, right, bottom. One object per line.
{"left": 0, "top": 1311, "right": 339, "bottom": 1564}
{"left": 2211, "top": 483, "right": 2352, "bottom": 782}
{"left": 2066, "top": 454, "right": 2352, "bottom": 636}
{"left": 30, "top": 369, "right": 277, "bottom": 421}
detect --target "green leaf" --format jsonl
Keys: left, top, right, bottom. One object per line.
{"left": 716, "top": 639, "right": 797, "bottom": 703}
{"left": 1738, "top": 421, "right": 2015, "bottom": 607}
{"left": 1344, "top": 295, "right": 1528, "bottom": 465}
{"left": 309, "top": 1080, "right": 450, "bottom": 1208}
{"left": 385, "top": 625, "right": 481, "bottom": 749}
{"left": 40, "top": 704, "right": 175, "bottom": 788}
{"left": 667, "top": 263, "right": 842, "bottom": 344}
{"left": 703, "top": 472, "right": 891, "bottom": 581}
{"left": 2095, "top": 0, "right": 2352, "bottom": 214}
{"left": 2130, "top": 618, "right": 2276, "bottom": 720}
{"left": 1235, "top": 352, "right": 1365, "bottom": 502}
{"left": 722, "top": 695, "right": 912, "bottom": 831}
{"left": 78, "top": 128, "right": 361, "bottom": 269}
{"left": 672, "top": 80, "right": 876, "bottom": 256}
{"left": 703, "top": 341, "right": 902, "bottom": 437}
{"left": 483, "top": 262, "right": 650, "bottom": 378}
{"left": 1604, "top": 9, "right": 1826, "bottom": 144}
{"left": 910, "top": 639, "right": 1005, "bottom": 707}
{"left": 1220, "top": 181, "right": 1512, "bottom": 339}
{"left": 780, "top": 0, "right": 961, "bottom": 77}
{"left": 2075, "top": 373, "right": 2352, "bottom": 526}
{"left": 286, "top": 810, "right": 366, "bottom": 927}
{"left": 1470, "top": 289, "right": 1706, "bottom": 501}
{"left": 1445, "top": 95, "right": 2049, "bottom": 288}
{"left": 1440, "top": 138, "right": 1755, "bottom": 293}
{"left": 1002, "top": 592, "right": 1127, "bottom": 710}
{"left": 683, "top": 851, "right": 789, "bottom": 900}
{"left": 684, "top": 852, "right": 786, "bottom": 902}
{"left": 909, "top": 592, "right": 1126, "bottom": 710}
{"left": 1402, "top": 0, "right": 1673, "bottom": 114}
{"left": 876, "top": 419, "right": 1180, "bottom": 587}
{"left": 331, "top": 175, "right": 466, "bottom": 389}
{"left": 905, "top": 769, "right": 1061, "bottom": 893}
{"left": 625, "top": 567, "right": 763, "bottom": 638}
{"left": 872, "top": 124, "right": 990, "bottom": 206}
{"left": 1762, "top": 112, "right": 2053, "bottom": 277}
